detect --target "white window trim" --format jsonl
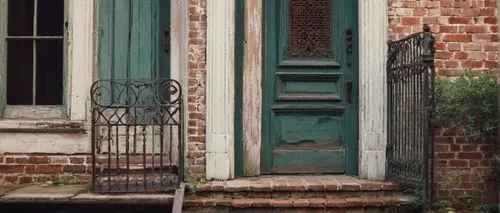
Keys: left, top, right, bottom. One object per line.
{"left": 0, "top": 0, "right": 68, "bottom": 119}
{"left": 0, "top": 0, "right": 93, "bottom": 122}
{"left": 0, "top": 0, "right": 93, "bottom": 154}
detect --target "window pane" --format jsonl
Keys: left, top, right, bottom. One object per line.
{"left": 37, "top": 0, "right": 64, "bottom": 36}
{"left": 7, "top": 39, "right": 34, "bottom": 105}
{"left": 36, "top": 40, "right": 63, "bottom": 105}
{"left": 8, "top": 0, "right": 34, "bottom": 36}
{"left": 288, "top": 0, "right": 332, "bottom": 57}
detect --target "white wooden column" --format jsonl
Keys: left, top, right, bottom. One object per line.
{"left": 358, "top": 0, "right": 389, "bottom": 180}
{"left": 68, "top": 0, "right": 94, "bottom": 121}
{"left": 206, "top": 0, "right": 235, "bottom": 180}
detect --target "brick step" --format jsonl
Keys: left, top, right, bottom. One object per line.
{"left": 183, "top": 196, "right": 416, "bottom": 213}
{"left": 183, "top": 176, "right": 415, "bottom": 212}
{"left": 189, "top": 176, "right": 405, "bottom": 198}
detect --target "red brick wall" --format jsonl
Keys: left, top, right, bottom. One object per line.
{"left": 389, "top": 0, "right": 499, "bottom": 76}
{"left": 433, "top": 127, "right": 498, "bottom": 209}
{"left": 0, "top": 154, "right": 90, "bottom": 184}
{"left": 186, "top": 0, "right": 207, "bottom": 179}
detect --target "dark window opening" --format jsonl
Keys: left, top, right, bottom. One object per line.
{"left": 6, "top": 0, "right": 64, "bottom": 105}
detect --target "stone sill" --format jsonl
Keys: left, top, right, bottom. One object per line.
{"left": 0, "top": 120, "right": 87, "bottom": 134}
{"left": 0, "top": 185, "right": 174, "bottom": 205}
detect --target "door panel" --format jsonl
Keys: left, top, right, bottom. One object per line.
{"left": 98, "top": 0, "right": 170, "bottom": 80}
{"left": 262, "top": 0, "right": 357, "bottom": 174}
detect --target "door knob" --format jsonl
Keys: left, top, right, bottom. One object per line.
{"left": 345, "top": 28, "right": 353, "bottom": 53}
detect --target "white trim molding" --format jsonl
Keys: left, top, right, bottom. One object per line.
{"left": 205, "top": 0, "right": 235, "bottom": 180}
{"left": 67, "top": 0, "right": 95, "bottom": 121}
{"left": 171, "top": 0, "right": 189, "bottom": 178}
{"left": 358, "top": 0, "right": 389, "bottom": 180}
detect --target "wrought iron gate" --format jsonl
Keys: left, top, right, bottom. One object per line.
{"left": 90, "top": 78, "right": 184, "bottom": 193}
{"left": 386, "top": 24, "right": 436, "bottom": 198}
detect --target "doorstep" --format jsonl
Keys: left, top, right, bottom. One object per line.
{"left": 0, "top": 184, "right": 174, "bottom": 205}
{"left": 191, "top": 175, "right": 401, "bottom": 192}
{"left": 184, "top": 175, "right": 416, "bottom": 212}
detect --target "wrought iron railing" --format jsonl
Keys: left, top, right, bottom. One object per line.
{"left": 90, "top": 78, "right": 184, "bottom": 193}
{"left": 386, "top": 24, "right": 436, "bottom": 198}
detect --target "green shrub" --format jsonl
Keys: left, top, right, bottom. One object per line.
{"left": 433, "top": 69, "right": 499, "bottom": 140}
{"left": 478, "top": 204, "right": 500, "bottom": 213}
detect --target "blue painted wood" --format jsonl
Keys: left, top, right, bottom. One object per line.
{"left": 98, "top": 0, "right": 169, "bottom": 81}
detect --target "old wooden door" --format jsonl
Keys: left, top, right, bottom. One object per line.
{"left": 98, "top": 0, "right": 170, "bottom": 80}
{"left": 262, "top": 0, "right": 358, "bottom": 174}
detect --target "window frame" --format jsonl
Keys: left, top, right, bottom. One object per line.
{"left": 0, "top": 0, "right": 69, "bottom": 119}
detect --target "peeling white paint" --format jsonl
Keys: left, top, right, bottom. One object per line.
{"left": 358, "top": 0, "right": 388, "bottom": 180}
{"left": 206, "top": 0, "right": 235, "bottom": 180}
{"left": 0, "top": 0, "right": 94, "bottom": 154}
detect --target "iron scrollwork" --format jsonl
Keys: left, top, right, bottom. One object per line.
{"left": 90, "top": 78, "right": 184, "bottom": 193}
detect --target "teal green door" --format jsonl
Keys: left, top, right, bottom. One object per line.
{"left": 98, "top": 0, "right": 170, "bottom": 80}
{"left": 262, "top": 0, "right": 358, "bottom": 174}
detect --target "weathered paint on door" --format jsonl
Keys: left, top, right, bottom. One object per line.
{"left": 98, "top": 0, "right": 170, "bottom": 80}
{"left": 262, "top": 0, "right": 358, "bottom": 174}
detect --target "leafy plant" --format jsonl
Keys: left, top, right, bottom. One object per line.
{"left": 433, "top": 69, "right": 499, "bottom": 140}
{"left": 478, "top": 204, "right": 500, "bottom": 213}
{"left": 432, "top": 200, "right": 456, "bottom": 213}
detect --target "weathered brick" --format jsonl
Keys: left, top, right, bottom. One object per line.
{"left": 3, "top": 175, "right": 18, "bottom": 183}
{"left": 457, "top": 152, "right": 483, "bottom": 160}
{"left": 435, "top": 136, "right": 454, "bottom": 144}
{"left": 19, "top": 176, "right": 33, "bottom": 184}
{"left": 35, "top": 165, "right": 62, "bottom": 174}
{"left": 437, "top": 153, "right": 455, "bottom": 159}
{"left": 51, "top": 156, "right": 70, "bottom": 164}
{"left": 440, "top": 26, "right": 458, "bottom": 33}
{"left": 449, "top": 160, "right": 469, "bottom": 167}
{"left": 461, "top": 60, "right": 483, "bottom": 69}
{"left": 461, "top": 144, "right": 478, "bottom": 152}
{"left": 485, "top": 60, "right": 499, "bottom": 68}
{"left": 484, "top": 17, "right": 497, "bottom": 24}
{"left": 0, "top": 165, "right": 24, "bottom": 173}
{"left": 232, "top": 199, "right": 252, "bottom": 208}
{"left": 63, "top": 165, "right": 87, "bottom": 173}
{"left": 308, "top": 198, "right": 326, "bottom": 208}
{"left": 6, "top": 157, "right": 28, "bottom": 164}
{"left": 443, "top": 34, "right": 472, "bottom": 42}
{"left": 70, "top": 157, "right": 85, "bottom": 164}
{"left": 460, "top": 25, "right": 487, "bottom": 33}
{"left": 292, "top": 199, "right": 309, "bottom": 207}
{"left": 448, "top": 17, "right": 472, "bottom": 24}
{"left": 28, "top": 156, "right": 50, "bottom": 164}
{"left": 326, "top": 199, "right": 347, "bottom": 208}
{"left": 435, "top": 144, "right": 450, "bottom": 152}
